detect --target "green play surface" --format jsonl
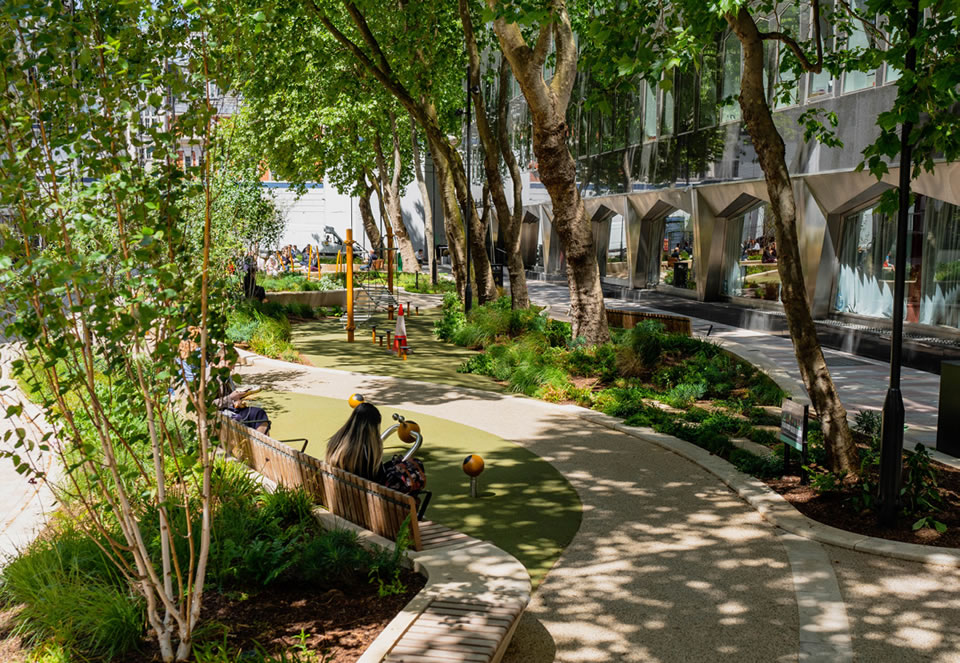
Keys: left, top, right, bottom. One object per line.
{"left": 256, "top": 390, "right": 581, "bottom": 588}
{"left": 291, "top": 307, "right": 504, "bottom": 392}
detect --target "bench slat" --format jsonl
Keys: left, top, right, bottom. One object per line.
{"left": 217, "top": 415, "right": 422, "bottom": 550}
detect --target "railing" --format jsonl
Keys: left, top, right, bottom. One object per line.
{"left": 217, "top": 415, "right": 422, "bottom": 550}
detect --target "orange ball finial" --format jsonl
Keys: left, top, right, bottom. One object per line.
{"left": 398, "top": 420, "right": 421, "bottom": 443}
{"left": 348, "top": 393, "right": 365, "bottom": 408}
{"left": 462, "top": 454, "right": 484, "bottom": 477}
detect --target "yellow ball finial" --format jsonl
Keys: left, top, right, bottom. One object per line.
{"left": 348, "top": 393, "right": 365, "bottom": 408}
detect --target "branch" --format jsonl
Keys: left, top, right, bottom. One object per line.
{"left": 835, "top": 0, "right": 891, "bottom": 46}
{"left": 549, "top": 3, "right": 578, "bottom": 109}
{"left": 343, "top": 1, "right": 394, "bottom": 78}
{"left": 307, "top": 0, "right": 423, "bottom": 123}
{"left": 532, "top": 22, "right": 552, "bottom": 70}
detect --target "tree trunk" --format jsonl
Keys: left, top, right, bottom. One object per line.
{"left": 373, "top": 131, "right": 419, "bottom": 272}
{"left": 459, "top": 0, "right": 528, "bottom": 307}
{"left": 356, "top": 175, "right": 382, "bottom": 250}
{"left": 447, "top": 146, "right": 498, "bottom": 303}
{"left": 387, "top": 112, "right": 420, "bottom": 272}
{"left": 728, "top": 7, "right": 858, "bottom": 473}
{"left": 496, "top": 58, "right": 529, "bottom": 309}
{"left": 489, "top": 5, "right": 609, "bottom": 343}
{"left": 410, "top": 117, "right": 433, "bottom": 278}
{"left": 429, "top": 137, "right": 468, "bottom": 298}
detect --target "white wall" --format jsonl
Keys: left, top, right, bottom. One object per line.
{"left": 271, "top": 179, "right": 430, "bottom": 254}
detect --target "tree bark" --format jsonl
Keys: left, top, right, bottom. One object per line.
{"left": 356, "top": 175, "right": 382, "bottom": 250}
{"left": 410, "top": 116, "right": 433, "bottom": 278}
{"left": 459, "top": 0, "right": 529, "bottom": 308}
{"left": 311, "top": 6, "right": 492, "bottom": 301}
{"left": 429, "top": 137, "right": 468, "bottom": 298}
{"left": 496, "top": 58, "right": 530, "bottom": 309}
{"left": 386, "top": 112, "right": 420, "bottom": 272}
{"left": 373, "top": 128, "right": 419, "bottom": 272}
{"left": 487, "top": 0, "right": 609, "bottom": 343}
{"left": 728, "top": 7, "right": 858, "bottom": 473}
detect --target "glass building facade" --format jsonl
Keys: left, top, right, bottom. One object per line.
{"left": 485, "top": 1, "right": 960, "bottom": 338}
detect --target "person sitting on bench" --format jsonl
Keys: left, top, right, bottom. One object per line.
{"left": 326, "top": 403, "right": 384, "bottom": 481}
{"left": 211, "top": 349, "right": 270, "bottom": 434}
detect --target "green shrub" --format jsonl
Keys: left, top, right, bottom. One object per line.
{"left": 664, "top": 382, "right": 707, "bottom": 408}
{"left": 0, "top": 527, "right": 145, "bottom": 661}
{"left": 730, "top": 448, "right": 782, "bottom": 478}
{"left": 624, "top": 320, "right": 664, "bottom": 368}
{"left": 434, "top": 293, "right": 466, "bottom": 341}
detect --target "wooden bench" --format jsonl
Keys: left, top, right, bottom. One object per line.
{"left": 606, "top": 308, "right": 693, "bottom": 336}
{"left": 217, "top": 414, "right": 423, "bottom": 550}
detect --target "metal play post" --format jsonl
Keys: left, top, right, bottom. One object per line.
{"left": 308, "top": 244, "right": 313, "bottom": 280}
{"left": 346, "top": 229, "right": 355, "bottom": 342}
{"left": 387, "top": 226, "right": 395, "bottom": 321}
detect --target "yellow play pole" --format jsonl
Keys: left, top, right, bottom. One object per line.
{"left": 387, "top": 226, "right": 395, "bottom": 321}
{"left": 346, "top": 229, "right": 355, "bottom": 342}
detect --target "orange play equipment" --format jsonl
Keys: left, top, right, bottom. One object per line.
{"left": 462, "top": 454, "right": 485, "bottom": 498}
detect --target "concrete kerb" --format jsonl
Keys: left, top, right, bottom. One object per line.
{"left": 314, "top": 512, "right": 531, "bottom": 663}
{"left": 572, "top": 407, "right": 960, "bottom": 568}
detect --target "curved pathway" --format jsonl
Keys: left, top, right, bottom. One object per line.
{"left": 237, "top": 348, "right": 960, "bottom": 663}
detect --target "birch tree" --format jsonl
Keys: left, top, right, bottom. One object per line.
{"left": 0, "top": 1, "right": 227, "bottom": 659}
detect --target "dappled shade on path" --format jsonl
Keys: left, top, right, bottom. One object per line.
{"left": 291, "top": 307, "right": 504, "bottom": 392}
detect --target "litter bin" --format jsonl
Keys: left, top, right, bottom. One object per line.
{"left": 491, "top": 263, "right": 504, "bottom": 288}
{"left": 673, "top": 262, "right": 689, "bottom": 289}
{"left": 937, "top": 361, "right": 960, "bottom": 457}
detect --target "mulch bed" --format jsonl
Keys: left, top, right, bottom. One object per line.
{"left": 126, "top": 569, "right": 425, "bottom": 662}
{"left": 766, "top": 457, "right": 960, "bottom": 549}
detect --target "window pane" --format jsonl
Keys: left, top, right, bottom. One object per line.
{"left": 643, "top": 81, "right": 657, "bottom": 140}
{"left": 808, "top": 0, "right": 834, "bottom": 97}
{"left": 919, "top": 198, "right": 960, "bottom": 327}
{"left": 699, "top": 44, "right": 719, "bottom": 129}
{"left": 629, "top": 82, "right": 644, "bottom": 144}
{"left": 676, "top": 69, "right": 696, "bottom": 134}
{"left": 721, "top": 32, "right": 741, "bottom": 123}
{"left": 660, "top": 75, "right": 675, "bottom": 136}
{"left": 775, "top": 7, "right": 801, "bottom": 107}
{"left": 835, "top": 204, "right": 918, "bottom": 319}
{"left": 721, "top": 205, "right": 778, "bottom": 297}
{"left": 842, "top": 0, "right": 876, "bottom": 92}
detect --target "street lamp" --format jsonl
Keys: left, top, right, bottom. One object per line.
{"left": 878, "top": 0, "right": 919, "bottom": 527}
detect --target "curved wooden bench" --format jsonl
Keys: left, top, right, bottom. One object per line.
{"left": 217, "top": 414, "right": 422, "bottom": 550}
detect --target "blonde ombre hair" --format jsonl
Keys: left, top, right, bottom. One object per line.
{"left": 325, "top": 403, "right": 383, "bottom": 480}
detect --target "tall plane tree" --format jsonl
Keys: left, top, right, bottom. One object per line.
{"left": 306, "top": 0, "right": 498, "bottom": 301}
{"left": 460, "top": 0, "right": 530, "bottom": 308}
{"left": 486, "top": 0, "right": 610, "bottom": 342}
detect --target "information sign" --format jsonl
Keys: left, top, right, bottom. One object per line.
{"left": 780, "top": 399, "right": 808, "bottom": 451}
{"left": 780, "top": 400, "right": 809, "bottom": 484}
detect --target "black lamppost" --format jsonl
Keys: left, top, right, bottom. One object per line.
{"left": 878, "top": 0, "right": 919, "bottom": 527}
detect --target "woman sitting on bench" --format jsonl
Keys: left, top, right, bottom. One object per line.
{"left": 326, "top": 403, "right": 384, "bottom": 481}
{"left": 326, "top": 404, "right": 430, "bottom": 517}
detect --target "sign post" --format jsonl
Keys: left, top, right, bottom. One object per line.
{"left": 780, "top": 400, "right": 809, "bottom": 484}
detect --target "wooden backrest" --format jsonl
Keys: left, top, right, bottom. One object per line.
{"left": 605, "top": 309, "right": 693, "bottom": 336}
{"left": 217, "top": 415, "right": 422, "bottom": 550}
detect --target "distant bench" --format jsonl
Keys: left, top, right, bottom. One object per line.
{"left": 606, "top": 308, "right": 693, "bottom": 336}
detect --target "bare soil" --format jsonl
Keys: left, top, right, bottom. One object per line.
{"left": 2, "top": 570, "right": 424, "bottom": 663}
{"left": 766, "top": 458, "right": 960, "bottom": 548}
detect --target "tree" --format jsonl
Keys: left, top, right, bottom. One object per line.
{"left": 306, "top": 0, "right": 499, "bottom": 302}
{"left": 485, "top": 0, "right": 610, "bottom": 342}
{"left": 0, "top": 1, "right": 228, "bottom": 659}
{"left": 459, "top": 0, "right": 530, "bottom": 308}
{"left": 583, "top": 0, "right": 859, "bottom": 472}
